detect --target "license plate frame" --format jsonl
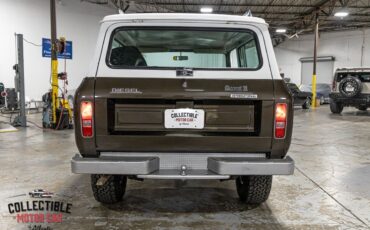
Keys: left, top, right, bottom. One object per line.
{"left": 164, "top": 109, "right": 205, "bottom": 129}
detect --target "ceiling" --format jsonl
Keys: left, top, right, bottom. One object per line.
{"left": 86, "top": 0, "right": 370, "bottom": 45}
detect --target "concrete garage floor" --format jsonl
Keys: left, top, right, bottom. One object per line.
{"left": 0, "top": 106, "right": 370, "bottom": 229}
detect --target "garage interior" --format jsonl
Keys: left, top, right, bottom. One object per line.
{"left": 0, "top": 0, "right": 370, "bottom": 229}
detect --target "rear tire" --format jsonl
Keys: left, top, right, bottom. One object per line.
{"left": 236, "top": 175, "right": 272, "bottom": 204}
{"left": 330, "top": 101, "right": 344, "bottom": 114}
{"left": 91, "top": 174, "right": 127, "bottom": 204}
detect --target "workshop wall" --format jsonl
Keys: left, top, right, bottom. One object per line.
{"left": 275, "top": 29, "right": 370, "bottom": 85}
{"left": 0, "top": 0, "right": 115, "bottom": 100}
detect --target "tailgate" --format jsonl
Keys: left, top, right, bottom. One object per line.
{"left": 112, "top": 100, "right": 256, "bottom": 133}
{"left": 94, "top": 77, "right": 275, "bottom": 153}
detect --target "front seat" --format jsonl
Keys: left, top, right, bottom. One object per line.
{"left": 110, "top": 46, "right": 147, "bottom": 67}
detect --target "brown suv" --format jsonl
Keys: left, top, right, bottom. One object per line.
{"left": 71, "top": 13, "right": 294, "bottom": 205}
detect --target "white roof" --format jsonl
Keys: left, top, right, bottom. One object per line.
{"left": 102, "top": 13, "right": 266, "bottom": 25}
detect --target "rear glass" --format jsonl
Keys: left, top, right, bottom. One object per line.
{"left": 107, "top": 28, "right": 261, "bottom": 70}
{"left": 336, "top": 72, "right": 370, "bottom": 82}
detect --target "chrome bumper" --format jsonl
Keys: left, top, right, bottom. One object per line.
{"left": 71, "top": 153, "right": 294, "bottom": 179}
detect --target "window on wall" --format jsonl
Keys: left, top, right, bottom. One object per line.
{"left": 107, "top": 27, "right": 262, "bottom": 70}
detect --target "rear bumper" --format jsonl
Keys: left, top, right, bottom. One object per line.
{"left": 71, "top": 153, "right": 294, "bottom": 179}
{"left": 330, "top": 93, "right": 370, "bottom": 106}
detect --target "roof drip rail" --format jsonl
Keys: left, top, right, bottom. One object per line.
{"left": 243, "top": 9, "right": 253, "bottom": 17}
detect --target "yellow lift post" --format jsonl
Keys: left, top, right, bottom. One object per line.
{"left": 50, "top": 0, "right": 72, "bottom": 129}
{"left": 311, "top": 12, "right": 319, "bottom": 108}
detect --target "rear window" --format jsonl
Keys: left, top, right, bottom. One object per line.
{"left": 336, "top": 72, "right": 370, "bottom": 82}
{"left": 106, "top": 27, "right": 262, "bottom": 70}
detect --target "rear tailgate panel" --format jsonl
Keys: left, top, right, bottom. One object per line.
{"left": 94, "top": 77, "right": 274, "bottom": 153}
{"left": 111, "top": 99, "right": 258, "bottom": 134}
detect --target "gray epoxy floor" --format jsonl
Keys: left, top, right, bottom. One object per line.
{"left": 0, "top": 106, "right": 369, "bottom": 229}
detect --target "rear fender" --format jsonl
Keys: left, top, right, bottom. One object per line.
{"left": 271, "top": 80, "right": 293, "bottom": 158}
{"left": 74, "top": 77, "right": 98, "bottom": 157}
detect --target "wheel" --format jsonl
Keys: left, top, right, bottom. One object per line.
{"left": 358, "top": 105, "right": 367, "bottom": 111}
{"left": 302, "top": 98, "right": 311, "bottom": 109}
{"left": 338, "top": 76, "right": 362, "bottom": 98}
{"left": 330, "top": 101, "right": 344, "bottom": 114}
{"left": 91, "top": 174, "right": 127, "bottom": 204}
{"left": 236, "top": 175, "right": 272, "bottom": 204}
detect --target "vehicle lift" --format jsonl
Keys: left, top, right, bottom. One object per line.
{"left": 42, "top": 0, "right": 73, "bottom": 129}
{"left": 9, "top": 34, "right": 27, "bottom": 127}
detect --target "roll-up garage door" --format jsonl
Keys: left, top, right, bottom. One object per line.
{"left": 300, "top": 56, "right": 335, "bottom": 85}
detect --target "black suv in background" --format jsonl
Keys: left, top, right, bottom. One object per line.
{"left": 330, "top": 68, "right": 370, "bottom": 113}
{"left": 286, "top": 83, "right": 312, "bottom": 109}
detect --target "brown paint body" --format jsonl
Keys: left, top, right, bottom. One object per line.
{"left": 74, "top": 77, "right": 293, "bottom": 159}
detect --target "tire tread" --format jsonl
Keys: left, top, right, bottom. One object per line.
{"left": 91, "top": 174, "right": 127, "bottom": 204}
{"left": 236, "top": 175, "right": 272, "bottom": 204}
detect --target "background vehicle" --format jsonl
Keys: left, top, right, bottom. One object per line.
{"left": 71, "top": 13, "right": 294, "bottom": 205}
{"left": 330, "top": 68, "right": 370, "bottom": 113}
{"left": 286, "top": 83, "right": 312, "bottom": 109}
{"left": 300, "top": 83, "right": 331, "bottom": 104}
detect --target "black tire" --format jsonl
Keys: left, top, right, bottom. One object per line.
{"left": 358, "top": 105, "right": 367, "bottom": 111}
{"left": 236, "top": 175, "right": 272, "bottom": 204}
{"left": 330, "top": 101, "right": 344, "bottom": 114}
{"left": 302, "top": 98, "right": 311, "bottom": 109}
{"left": 338, "top": 76, "right": 362, "bottom": 98}
{"left": 91, "top": 174, "right": 127, "bottom": 204}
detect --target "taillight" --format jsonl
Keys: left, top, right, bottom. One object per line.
{"left": 81, "top": 101, "right": 93, "bottom": 137}
{"left": 275, "top": 103, "right": 287, "bottom": 139}
{"left": 332, "top": 76, "right": 337, "bottom": 91}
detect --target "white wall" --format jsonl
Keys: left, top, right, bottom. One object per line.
{"left": 275, "top": 29, "right": 370, "bottom": 85}
{"left": 0, "top": 0, "right": 116, "bottom": 100}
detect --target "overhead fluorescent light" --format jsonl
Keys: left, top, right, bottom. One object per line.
{"left": 276, "top": 28, "right": 287, "bottom": 33}
{"left": 200, "top": 7, "right": 213, "bottom": 13}
{"left": 334, "top": 11, "right": 349, "bottom": 17}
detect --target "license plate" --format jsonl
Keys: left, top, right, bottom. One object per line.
{"left": 164, "top": 109, "right": 204, "bottom": 129}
